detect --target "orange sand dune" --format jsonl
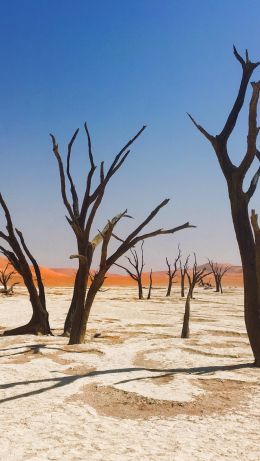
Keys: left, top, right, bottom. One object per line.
{"left": 0, "top": 257, "right": 76, "bottom": 287}
{"left": 0, "top": 256, "right": 243, "bottom": 288}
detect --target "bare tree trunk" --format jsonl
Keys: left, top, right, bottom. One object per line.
{"left": 138, "top": 279, "right": 143, "bottom": 299}
{"left": 77, "top": 273, "right": 105, "bottom": 343}
{"left": 179, "top": 256, "right": 189, "bottom": 298}
{"left": 166, "top": 279, "right": 172, "bottom": 297}
{"left": 188, "top": 278, "right": 196, "bottom": 299}
{"left": 229, "top": 191, "right": 260, "bottom": 366}
{"left": 147, "top": 269, "right": 152, "bottom": 299}
{"left": 63, "top": 269, "right": 79, "bottom": 336}
{"left": 181, "top": 275, "right": 185, "bottom": 297}
{"left": 4, "top": 267, "right": 50, "bottom": 335}
{"left": 215, "top": 276, "right": 220, "bottom": 292}
{"left": 251, "top": 211, "right": 260, "bottom": 306}
{"left": 69, "top": 251, "right": 90, "bottom": 344}
{"left": 181, "top": 291, "right": 191, "bottom": 338}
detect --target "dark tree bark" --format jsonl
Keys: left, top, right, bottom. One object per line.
{"left": 165, "top": 246, "right": 181, "bottom": 297}
{"left": 0, "top": 194, "right": 50, "bottom": 335}
{"left": 181, "top": 254, "right": 211, "bottom": 338}
{"left": 63, "top": 269, "right": 80, "bottom": 336}
{"left": 189, "top": 47, "right": 260, "bottom": 365}
{"left": 51, "top": 123, "right": 194, "bottom": 344}
{"left": 179, "top": 255, "right": 189, "bottom": 298}
{"left": 147, "top": 269, "right": 153, "bottom": 299}
{"left": 251, "top": 210, "right": 260, "bottom": 304}
{"left": 181, "top": 291, "right": 191, "bottom": 338}
{"left": 207, "top": 259, "right": 231, "bottom": 293}
{"left": 115, "top": 241, "right": 145, "bottom": 300}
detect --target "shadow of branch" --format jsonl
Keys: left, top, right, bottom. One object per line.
{"left": 0, "top": 362, "right": 254, "bottom": 405}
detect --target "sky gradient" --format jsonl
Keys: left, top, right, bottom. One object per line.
{"left": 0, "top": 0, "right": 259, "bottom": 269}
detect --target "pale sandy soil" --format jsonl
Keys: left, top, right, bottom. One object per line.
{"left": 0, "top": 286, "right": 259, "bottom": 461}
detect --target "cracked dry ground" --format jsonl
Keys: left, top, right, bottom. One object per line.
{"left": 0, "top": 286, "right": 260, "bottom": 461}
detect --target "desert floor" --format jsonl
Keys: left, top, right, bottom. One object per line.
{"left": 0, "top": 286, "right": 259, "bottom": 461}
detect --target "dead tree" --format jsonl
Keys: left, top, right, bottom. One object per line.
{"left": 51, "top": 123, "right": 194, "bottom": 344}
{"left": 207, "top": 259, "right": 232, "bottom": 293}
{"left": 51, "top": 125, "right": 146, "bottom": 337}
{"left": 181, "top": 255, "right": 211, "bottom": 338}
{"left": 189, "top": 47, "right": 260, "bottom": 365}
{"left": 114, "top": 241, "right": 145, "bottom": 299}
{"left": 147, "top": 269, "right": 153, "bottom": 299}
{"left": 179, "top": 255, "right": 189, "bottom": 297}
{"left": 165, "top": 246, "right": 181, "bottom": 296}
{"left": 0, "top": 194, "right": 50, "bottom": 335}
{"left": 186, "top": 254, "right": 211, "bottom": 300}
{"left": 0, "top": 263, "right": 16, "bottom": 294}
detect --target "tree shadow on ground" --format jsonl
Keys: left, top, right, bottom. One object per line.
{"left": 0, "top": 344, "right": 95, "bottom": 358}
{"left": 0, "top": 362, "right": 254, "bottom": 405}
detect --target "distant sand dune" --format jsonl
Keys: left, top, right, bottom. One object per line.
{"left": 0, "top": 256, "right": 243, "bottom": 287}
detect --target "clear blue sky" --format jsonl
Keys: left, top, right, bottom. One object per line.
{"left": 0, "top": 0, "right": 259, "bottom": 269}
